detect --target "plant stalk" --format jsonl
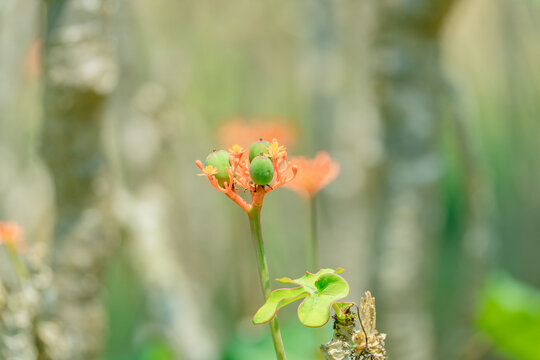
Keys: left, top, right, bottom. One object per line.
{"left": 6, "top": 243, "right": 28, "bottom": 280}
{"left": 248, "top": 206, "right": 287, "bottom": 360}
{"left": 307, "top": 196, "right": 318, "bottom": 272}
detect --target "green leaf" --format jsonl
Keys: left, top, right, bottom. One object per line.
{"left": 253, "top": 287, "right": 307, "bottom": 324}
{"left": 298, "top": 274, "right": 350, "bottom": 327}
{"left": 477, "top": 271, "right": 540, "bottom": 360}
{"left": 277, "top": 268, "right": 343, "bottom": 288}
{"left": 253, "top": 268, "right": 350, "bottom": 328}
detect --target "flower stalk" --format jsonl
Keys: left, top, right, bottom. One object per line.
{"left": 308, "top": 197, "right": 318, "bottom": 272}
{"left": 286, "top": 151, "right": 340, "bottom": 272}
{"left": 248, "top": 205, "right": 287, "bottom": 360}
{"left": 5, "top": 243, "right": 29, "bottom": 280}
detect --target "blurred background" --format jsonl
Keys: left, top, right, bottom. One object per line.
{"left": 1, "top": 0, "right": 539, "bottom": 359}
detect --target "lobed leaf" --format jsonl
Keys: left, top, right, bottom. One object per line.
{"left": 298, "top": 274, "right": 350, "bottom": 327}
{"left": 253, "top": 268, "right": 350, "bottom": 328}
{"left": 253, "top": 287, "right": 307, "bottom": 324}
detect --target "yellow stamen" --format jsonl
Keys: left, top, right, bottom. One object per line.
{"left": 198, "top": 165, "right": 219, "bottom": 176}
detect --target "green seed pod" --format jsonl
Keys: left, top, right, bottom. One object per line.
{"left": 249, "top": 156, "right": 274, "bottom": 186}
{"left": 249, "top": 139, "right": 271, "bottom": 162}
{"left": 205, "top": 150, "right": 231, "bottom": 186}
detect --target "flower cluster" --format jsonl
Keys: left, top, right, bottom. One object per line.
{"left": 196, "top": 139, "right": 298, "bottom": 213}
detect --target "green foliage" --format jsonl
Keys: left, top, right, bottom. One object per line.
{"left": 249, "top": 156, "right": 274, "bottom": 185}
{"left": 249, "top": 140, "right": 271, "bottom": 162}
{"left": 205, "top": 150, "right": 231, "bottom": 186}
{"left": 477, "top": 271, "right": 540, "bottom": 360}
{"left": 253, "top": 268, "right": 349, "bottom": 327}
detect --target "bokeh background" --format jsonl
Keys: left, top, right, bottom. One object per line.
{"left": 1, "top": 0, "right": 540, "bottom": 359}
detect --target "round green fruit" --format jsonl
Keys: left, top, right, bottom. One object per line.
{"left": 205, "top": 150, "right": 231, "bottom": 186}
{"left": 249, "top": 139, "right": 271, "bottom": 162}
{"left": 249, "top": 156, "right": 274, "bottom": 186}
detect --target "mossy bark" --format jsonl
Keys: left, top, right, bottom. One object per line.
{"left": 40, "top": 1, "right": 118, "bottom": 358}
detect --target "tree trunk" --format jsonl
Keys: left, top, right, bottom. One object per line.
{"left": 373, "top": 1, "right": 455, "bottom": 359}
{"left": 302, "top": 0, "right": 337, "bottom": 150}
{"left": 39, "top": 0, "right": 118, "bottom": 358}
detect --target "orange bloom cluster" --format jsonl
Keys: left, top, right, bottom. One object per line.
{"left": 196, "top": 139, "right": 298, "bottom": 213}
{"left": 0, "top": 221, "right": 24, "bottom": 249}
{"left": 217, "top": 119, "right": 297, "bottom": 149}
{"left": 286, "top": 151, "right": 340, "bottom": 198}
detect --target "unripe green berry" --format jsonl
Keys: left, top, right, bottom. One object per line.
{"left": 205, "top": 150, "right": 231, "bottom": 186}
{"left": 249, "top": 139, "right": 271, "bottom": 162}
{"left": 249, "top": 156, "right": 274, "bottom": 186}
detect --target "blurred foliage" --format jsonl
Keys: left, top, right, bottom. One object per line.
{"left": 102, "top": 249, "right": 154, "bottom": 359}
{"left": 477, "top": 271, "right": 540, "bottom": 360}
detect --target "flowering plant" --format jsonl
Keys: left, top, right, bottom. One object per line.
{"left": 196, "top": 137, "right": 386, "bottom": 360}
{"left": 196, "top": 138, "right": 299, "bottom": 360}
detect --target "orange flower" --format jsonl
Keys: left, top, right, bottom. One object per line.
{"left": 217, "top": 118, "right": 297, "bottom": 149}
{"left": 196, "top": 138, "right": 298, "bottom": 213}
{"left": 0, "top": 221, "right": 24, "bottom": 249}
{"left": 286, "top": 151, "right": 340, "bottom": 198}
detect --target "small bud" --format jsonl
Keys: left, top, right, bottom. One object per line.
{"left": 249, "top": 139, "right": 271, "bottom": 162}
{"left": 205, "top": 150, "right": 231, "bottom": 186}
{"left": 249, "top": 156, "right": 274, "bottom": 185}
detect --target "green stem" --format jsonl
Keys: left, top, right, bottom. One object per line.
{"left": 308, "top": 197, "right": 325, "bottom": 358}
{"left": 307, "top": 196, "right": 318, "bottom": 272}
{"left": 332, "top": 303, "right": 346, "bottom": 321}
{"left": 6, "top": 244, "right": 28, "bottom": 280}
{"left": 248, "top": 206, "right": 287, "bottom": 360}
